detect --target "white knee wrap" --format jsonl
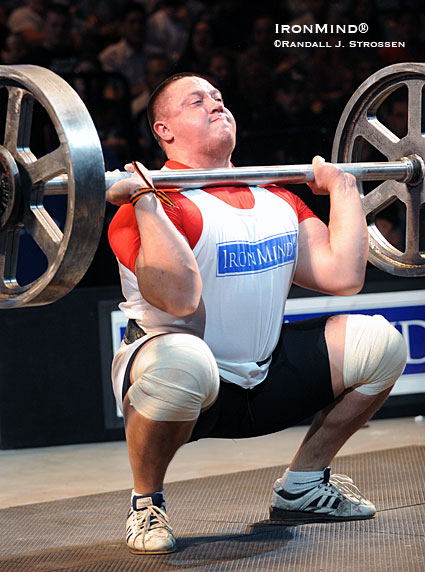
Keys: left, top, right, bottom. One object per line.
{"left": 343, "top": 314, "right": 407, "bottom": 396}
{"left": 127, "top": 333, "right": 220, "bottom": 422}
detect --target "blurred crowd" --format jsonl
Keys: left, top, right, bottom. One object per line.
{"left": 1, "top": 0, "right": 423, "bottom": 170}
{"left": 1, "top": 0, "right": 423, "bottom": 284}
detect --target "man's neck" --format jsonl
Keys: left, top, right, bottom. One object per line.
{"left": 166, "top": 152, "right": 232, "bottom": 169}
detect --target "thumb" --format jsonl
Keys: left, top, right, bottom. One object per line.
{"left": 312, "top": 155, "right": 325, "bottom": 166}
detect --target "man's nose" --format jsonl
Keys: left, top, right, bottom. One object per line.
{"left": 208, "top": 97, "right": 224, "bottom": 113}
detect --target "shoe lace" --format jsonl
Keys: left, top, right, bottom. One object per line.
{"left": 328, "top": 473, "right": 368, "bottom": 505}
{"left": 130, "top": 505, "right": 172, "bottom": 543}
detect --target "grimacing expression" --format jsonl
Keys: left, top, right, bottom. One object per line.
{"left": 154, "top": 76, "right": 236, "bottom": 154}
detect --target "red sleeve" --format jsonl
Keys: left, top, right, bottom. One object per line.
{"left": 161, "top": 193, "right": 203, "bottom": 250}
{"left": 108, "top": 204, "right": 140, "bottom": 272}
{"left": 107, "top": 193, "right": 201, "bottom": 272}
{"left": 265, "top": 185, "right": 318, "bottom": 223}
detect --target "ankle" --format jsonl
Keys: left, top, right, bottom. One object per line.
{"left": 277, "top": 467, "right": 329, "bottom": 495}
{"left": 133, "top": 489, "right": 164, "bottom": 497}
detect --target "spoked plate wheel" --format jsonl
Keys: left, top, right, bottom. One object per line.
{"left": 0, "top": 65, "right": 105, "bottom": 307}
{"left": 332, "top": 63, "right": 425, "bottom": 277}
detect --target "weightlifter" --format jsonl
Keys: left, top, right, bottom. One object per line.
{"left": 106, "top": 73, "right": 407, "bottom": 555}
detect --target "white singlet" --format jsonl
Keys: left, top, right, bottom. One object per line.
{"left": 111, "top": 184, "right": 302, "bottom": 413}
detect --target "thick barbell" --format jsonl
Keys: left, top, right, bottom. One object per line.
{"left": 44, "top": 155, "right": 424, "bottom": 192}
{"left": 0, "top": 63, "right": 424, "bottom": 308}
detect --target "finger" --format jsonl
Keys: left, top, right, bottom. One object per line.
{"left": 312, "top": 156, "right": 325, "bottom": 177}
{"left": 105, "top": 185, "right": 127, "bottom": 205}
{"left": 105, "top": 188, "right": 124, "bottom": 205}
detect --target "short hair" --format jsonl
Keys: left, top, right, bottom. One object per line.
{"left": 147, "top": 72, "right": 204, "bottom": 143}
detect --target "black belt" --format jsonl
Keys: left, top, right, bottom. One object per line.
{"left": 123, "top": 319, "right": 146, "bottom": 345}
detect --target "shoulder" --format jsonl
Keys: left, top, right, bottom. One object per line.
{"left": 108, "top": 203, "right": 138, "bottom": 241}
{"left": 99, "top": 39, "right": 125, "bottom": 60}
{"left": 107, "top": 193, "right": 203, "bottom": 268}
{"left": 162, "top": 191, "right": 203, "bottom": 249}
{"left": 108, "top": 204, "right": 139, "bottom": 270}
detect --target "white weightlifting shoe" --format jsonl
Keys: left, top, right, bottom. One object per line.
{"left": 126, "top": 492, "right": 176, "bottom": 554}
{"left": 270, "top": 467, "right": 376, "bottom": 522}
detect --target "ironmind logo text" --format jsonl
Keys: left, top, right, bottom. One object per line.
{"left": 217, "top": 232, "right": 297, "bottom": 276}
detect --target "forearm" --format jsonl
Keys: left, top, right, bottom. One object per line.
{"left": 327, "top": 175, "right": 369, "bottom": 293}
{"left": 133, "top": 194, "right": 202, "bottom": 316}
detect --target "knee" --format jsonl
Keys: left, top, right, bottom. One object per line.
{"left": 343, "top": 314, "right": 407, "bottom": 396}
{"left": 128, "top": 333, "right": 220, "bottom": 422}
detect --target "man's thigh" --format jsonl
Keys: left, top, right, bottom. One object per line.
{"left": 189, "top": 315, "right": 335, "bottom": 441}
{"left": 247, "top": 315, "right": 335, "bottom": 436}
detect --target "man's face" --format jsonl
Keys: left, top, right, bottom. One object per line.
{"left": 29, "top": 0, "right": 46, "bottom": 14}
{"left": 146, "top": 58, "right": 169, "bottom": 91}
{"left": 123, "top": 10, "right": 145, "bottom": 45}
{"left": 157, "top": 76, "right": 236, "bottom": 155}
{"left": 388, "top": 101, "right": 408, "bottom": 139}
{"left": 209, "top": 56, "right": 232, "bottom": 84}
{"left": 44, "top": 12, "right": 68, "bottom": 48}
{"left": 253, "top": 17, "right": 273, "bottom": 48}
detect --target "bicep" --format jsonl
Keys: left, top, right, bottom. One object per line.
{"left": 294, "top": 217, "right": 335, "bottom": 293}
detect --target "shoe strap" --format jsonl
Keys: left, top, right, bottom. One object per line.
{"left": 132, "top": 492, "right": 165, "bottom": 511}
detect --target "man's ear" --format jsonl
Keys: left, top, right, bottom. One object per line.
{"left": 153, "top": 120, "right": 174, "bottom": 143}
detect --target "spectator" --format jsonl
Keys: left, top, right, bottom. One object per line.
{"left": 132, "top": 53, "right": 171, "bottom": 168}
{"left": 145, "top": 0, "right": 191, "bottom": 64}
{"left": 385, "top": 95, "right": 408, "bottom": 140}
{"left": 208, "top": 48, "right": 250, "bottom": 129}
{"left": 7, "top": 0, "right": 46, "bottom": 48}
{"left": 208, "top": 0, "right": 252, "bottom": 52}
{"left": 27, "top": 3, "right": 80, "bottom": 75}
{"left": 238, "top": 15, "right": 288, "bottom": 78}
{"left": 0, "top": 4, "right": 9, "bottom": 52}
{"left": 273, "top": 67, "right": 317, "bottom": 128}
{"left": 289, "top": 0, "right": 343, "bottom": 27}
{"left": 69, "top": 54, "right": 104, "bottom": 110}
{"left": 378, "top": 9, "right": 424, "bottom": 65}
{"left": 281, "top": 0, "right": 345, "bottom": 62}
{"left": 176, "top": 19, "right": 215, "bottom": 75}
{"left": 349, "top": 51, "right": 382, "bottom": 91}
{"left": 1, "top": 31, "right": 29, "bottom": 64}
{"left": 375, "top": 207, "right": 405, "bottom": 252}
{"left": 348, "top": 0, "right": 384, "bottom": 42}
{"left": 132, "top": 53, "right": 171, "bottom": 117}
{"left": 74, "top": 1, "right": 123, "bottom": 58}
{"left": 98, "top": 2, "right": 151, "bottom": 98}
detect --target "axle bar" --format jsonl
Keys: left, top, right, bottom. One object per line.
{"left": 43, "top": 156, "right": 423, "bottom": 195}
